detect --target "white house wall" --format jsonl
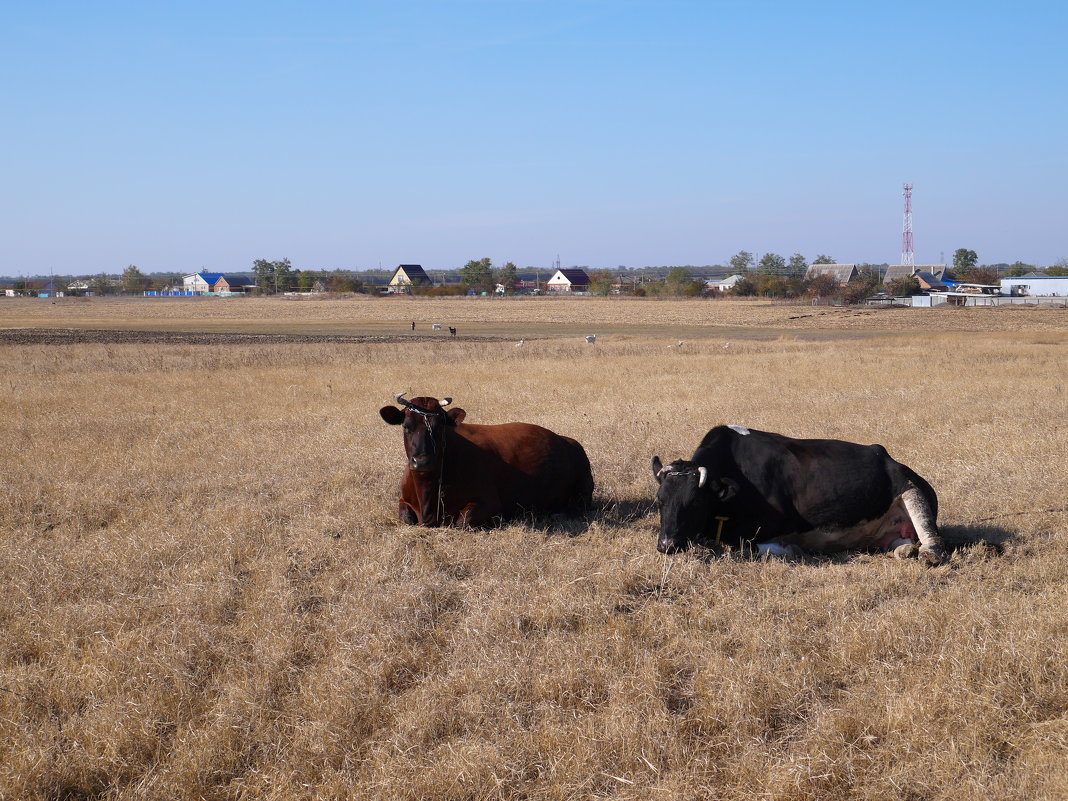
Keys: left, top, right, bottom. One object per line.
{"left": 1001, "top": 278, "right": 1068, "bottom": 297}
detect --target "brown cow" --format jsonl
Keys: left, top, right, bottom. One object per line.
{"left": 379, "top": 393, "right": 594, "bottom": 527}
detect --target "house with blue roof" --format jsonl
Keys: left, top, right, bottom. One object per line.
{"left": 183, "top": 273, "right": 225, "bottom": 293}
{"left": 214, "top": 275, "right": 255, "bottom": 294}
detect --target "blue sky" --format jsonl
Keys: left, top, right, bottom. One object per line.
{"left": 2, "top": 0, "right": 1065, "bottom": 275}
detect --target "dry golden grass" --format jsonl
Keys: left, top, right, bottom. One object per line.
{"left": 1, "top": 300, "right": 1067, "bottom": 800}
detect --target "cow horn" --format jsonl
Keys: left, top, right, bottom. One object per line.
{"left": 439, "top": 397, "right": 452, "bottom": 408}
{"left": 697, "top": 466, "right": 708, "bottom": 488}
{"left": 394, "top": 392, "right": 417, "bottom": 410}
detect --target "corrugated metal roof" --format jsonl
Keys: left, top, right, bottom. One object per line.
{"left": 805, "top": 264, "right": 857, "bottom": 282}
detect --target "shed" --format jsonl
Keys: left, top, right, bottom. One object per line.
{"left": 546, "top": 269, "right": 590, "bottom": 293}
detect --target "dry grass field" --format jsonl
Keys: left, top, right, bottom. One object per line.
{"left": 2, "top": 296, "right": 1067, "bottom": 800}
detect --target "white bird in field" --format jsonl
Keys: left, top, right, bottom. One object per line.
{"left": 668, "top": 340, "right": 685, "bottom": 348}
{"left": 585, "top": 335, "right": 596, "bottom": 344}
{"left": 516, "top": 339, "right": 525, "bottom": 347}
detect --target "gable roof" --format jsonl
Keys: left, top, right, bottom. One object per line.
{"left": 549, "top": 268, "right": 590, "bottom": 285}
{"left": 884, "top": 264, "right": 947, "bottom": 283}
{"left": 191, "top": 272, "right": 225, "bottom": 285}
{"left": 882, "top": 265, "right": 915, "bottom": 284}
{"left": 216, "top": 275, "right": 255, "bottom": 287}
{"left": 914, "top": 271, "right": 947, "bottom": 290}
{"left": 389, "top": 264, "right": 431, "bottom": 285}
{"left": 805, "top": 264, "right": 857, "bottom": 283}
{"left": 706, "top": 274, "right": 744, "bottom": 287}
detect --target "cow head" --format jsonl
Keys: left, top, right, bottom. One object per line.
{"left": 651, "top": 456, "right": 738, "bottom": 554}
{"left": 380, "top": 393, "right": 466, "bottom": 473}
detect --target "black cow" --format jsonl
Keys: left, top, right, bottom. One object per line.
{"left": 651, "top": 425, "right": 945, "bottom": 565}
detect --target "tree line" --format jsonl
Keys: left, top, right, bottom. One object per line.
{"left": 10, "top": 251, "right": 1066, "bottom": 298}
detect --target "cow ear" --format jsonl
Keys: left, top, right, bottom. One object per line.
{"left": 447, "top": 407, "right": 466, "bottom": 424}
{"left": 651, "top": 456, "right": 664, "bottom": 483}
{"left": 380, "top": 406, "right": 405, "bottom": 425}
{"left": 713, "top": 477, "right": 739, "bottom": 501}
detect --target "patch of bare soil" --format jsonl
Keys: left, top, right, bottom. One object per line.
{"left": 0, "top": 328, "right": 512, "bottom": 346}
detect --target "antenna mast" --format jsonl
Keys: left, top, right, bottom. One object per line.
{"left": 901, "top": 183, "right": 914, "bottom": 266}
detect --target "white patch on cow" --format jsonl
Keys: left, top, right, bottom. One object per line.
{"left": 901, "top": 485, "right": 944, "bottom": 563}
{"left": 727, "top": 424, "right": 751, "bottom": 436}
{"left": 758, "top": 542, "right": 790, "bottom": 557}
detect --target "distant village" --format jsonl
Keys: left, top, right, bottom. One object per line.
{"left": 3, "top": 258, "right": 1067, "bottom": 305}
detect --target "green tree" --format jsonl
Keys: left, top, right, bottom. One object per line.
{"left": 460, "top": 258, "right": 494, "bottom": 292}
{"left": 1005, "top": 261, "right": 1033, "bottom": 277}
{"left": 729, "top": 251, "right": 755, "bottom": 273}
{"left": 665, "top": 267, "right": 702, "bottom": 297}
{"left": 788, "top": 253, "right": 808, "bottom": 278}
{"left": 952, "top": 248, "right": 979, "bottom": 276}
{"left": 886, "top": 276, "right": 920, "bottom": 297}
{"left": 274, "top": 258, "right": 294, "bottom": 292}
{"left": 757, "top": 253, "right": 787, "bottom": 276}
{"left": 327, "top": 270, "right": 362, "bottom": 292}
{"left": 588, "top": 272, "right": 614, "bottom": 296}
{"left": 856, "top": 263, "right": 882, "bottom": 281}
{"left": 754, "top": 274, "right": 789, "bottom": 297}
{"left": 812, "top": 254, "right": 836, "bottom": 265}
{"left": 90, "top": 273, "right": 115, "bottom": 296}
{"left": 497, "top": 262, "right": 519, "bottom": 294}
{"left": 729, "top": 276, "right": 758, "bottom": 296}
{"left": 253, "top": 259, "right": 272, "bottom": 293}
{"left": 253, "top": 258, "right": 294, "bottom": 294}
{"left": 121, "top": 264, "right": 147, "bottom": 294}
{"left": 958, "top": 266, "right": 1000, "bottom": 285}
{"left": 1047, "top": 259, "right": 1068, "bottom": 276}
{"left": 806, "top": 274, "right": 839, "bottom": 299}
{"left": 840, "top": 274, "right": 880, "bottom": 305}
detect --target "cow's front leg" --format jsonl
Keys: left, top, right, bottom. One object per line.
{"left": 455, "top": 496, "right": 503, "bottom": 528}
{"left": 399, "top": 501, "right": 418, "bottom": 526}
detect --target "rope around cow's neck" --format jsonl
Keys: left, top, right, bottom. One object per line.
{"left": 405, "top": 405, "right": 449, "bottom": 525}
{"left": 436, "top": 419, "right": 446, "bottom": 524}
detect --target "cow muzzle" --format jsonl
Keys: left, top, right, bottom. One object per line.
{"left": 657, "top": 536, "right": 689, "bottom": 555}
{"left": 409, "top": 454, "right": 438, "bottom": 472}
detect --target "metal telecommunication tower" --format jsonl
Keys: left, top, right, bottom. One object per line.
{"left": 901, "top": 183, "right": 914, "bottom": 266}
